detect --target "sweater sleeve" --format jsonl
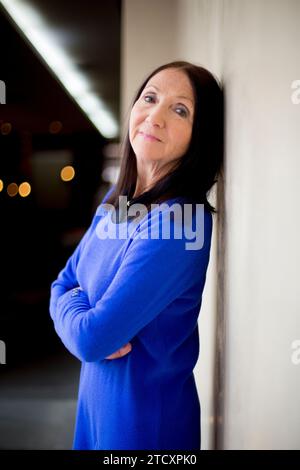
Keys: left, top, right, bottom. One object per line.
{"left": 49, "top": 185, "right": 115, "bottom": 321}
{"left": 50, "top": 205, "right": 213, "bottom": 363}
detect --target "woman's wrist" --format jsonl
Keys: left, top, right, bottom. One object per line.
{"left": 57, "top": 286, "right": 90, "bottom": 310}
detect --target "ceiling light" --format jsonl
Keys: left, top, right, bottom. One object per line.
{"left": 0, "top": 0, "right": 118, "bottom": 138}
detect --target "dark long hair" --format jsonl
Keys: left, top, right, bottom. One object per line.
{"left": 106, "top": 60, "right": 224, "bottom": 214}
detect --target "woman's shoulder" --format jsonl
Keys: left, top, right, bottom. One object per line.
{"left": 132, "top": 196, "right": 212, "bottom": 252}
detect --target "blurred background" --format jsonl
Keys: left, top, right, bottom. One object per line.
{"left": 0, "top": 0, "right": 300, "bottom": 451}
{"left": 0, "top": 0, "right": 121, "bottom": 449}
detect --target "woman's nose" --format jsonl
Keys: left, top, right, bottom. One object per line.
{"left": 145, "top": 105, "right": 165, "bottom": 127}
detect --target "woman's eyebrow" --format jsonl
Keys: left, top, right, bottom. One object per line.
{"left": 144, "top": 84, "right": 194, "bottom": 104}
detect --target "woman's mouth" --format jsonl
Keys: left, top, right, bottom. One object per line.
{"left": 138, "top": 132, "right": 161, "bottom": 142}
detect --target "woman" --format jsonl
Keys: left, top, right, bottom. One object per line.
{"left": 49, "top": 61, "right": 223, "bottom": 450}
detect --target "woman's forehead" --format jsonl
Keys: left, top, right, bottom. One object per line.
{"left": 144, "top": 68, "right": 194, "bottom": 101}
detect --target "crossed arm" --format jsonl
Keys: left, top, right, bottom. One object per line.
{"left": 49, "top": 205, "right": 212, "bottom": 363}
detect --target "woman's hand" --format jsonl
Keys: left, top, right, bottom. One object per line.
{"left": 105, "top": 342, "right": 132, "bottom": 360}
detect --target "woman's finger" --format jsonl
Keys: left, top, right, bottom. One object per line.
{"left": 105, "top": 342, "right": 132, "bottom": 360}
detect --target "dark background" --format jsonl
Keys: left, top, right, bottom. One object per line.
{"left": 0, "top": 1, "right": 121, "bottom": 449}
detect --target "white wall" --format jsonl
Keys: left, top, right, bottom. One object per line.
{"left": 220, "top": 0, "right": 300, "bottom": 450}
{"left": 121, "top": 0, "right": 300, "bottom": 450}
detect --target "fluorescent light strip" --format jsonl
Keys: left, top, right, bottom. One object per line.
{"left": 0, "top": 0, "right": 118, "bottom": 138}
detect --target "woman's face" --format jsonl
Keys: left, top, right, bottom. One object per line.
{"left": 129, "top": 68, "right": 195, "bottom": 170}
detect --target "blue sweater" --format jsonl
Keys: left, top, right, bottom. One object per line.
{"left": 49, "top": 186, "right": 213, "bottom": 450}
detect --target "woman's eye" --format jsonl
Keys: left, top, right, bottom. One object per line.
{"left": 141, "top": 95, "right": 188, "bottom": 118}
{"left": 175, "top": 107, "right": 188, "bottom": 118}
{"left": 143, "top": 95, "right": 155, "bottom": 103}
